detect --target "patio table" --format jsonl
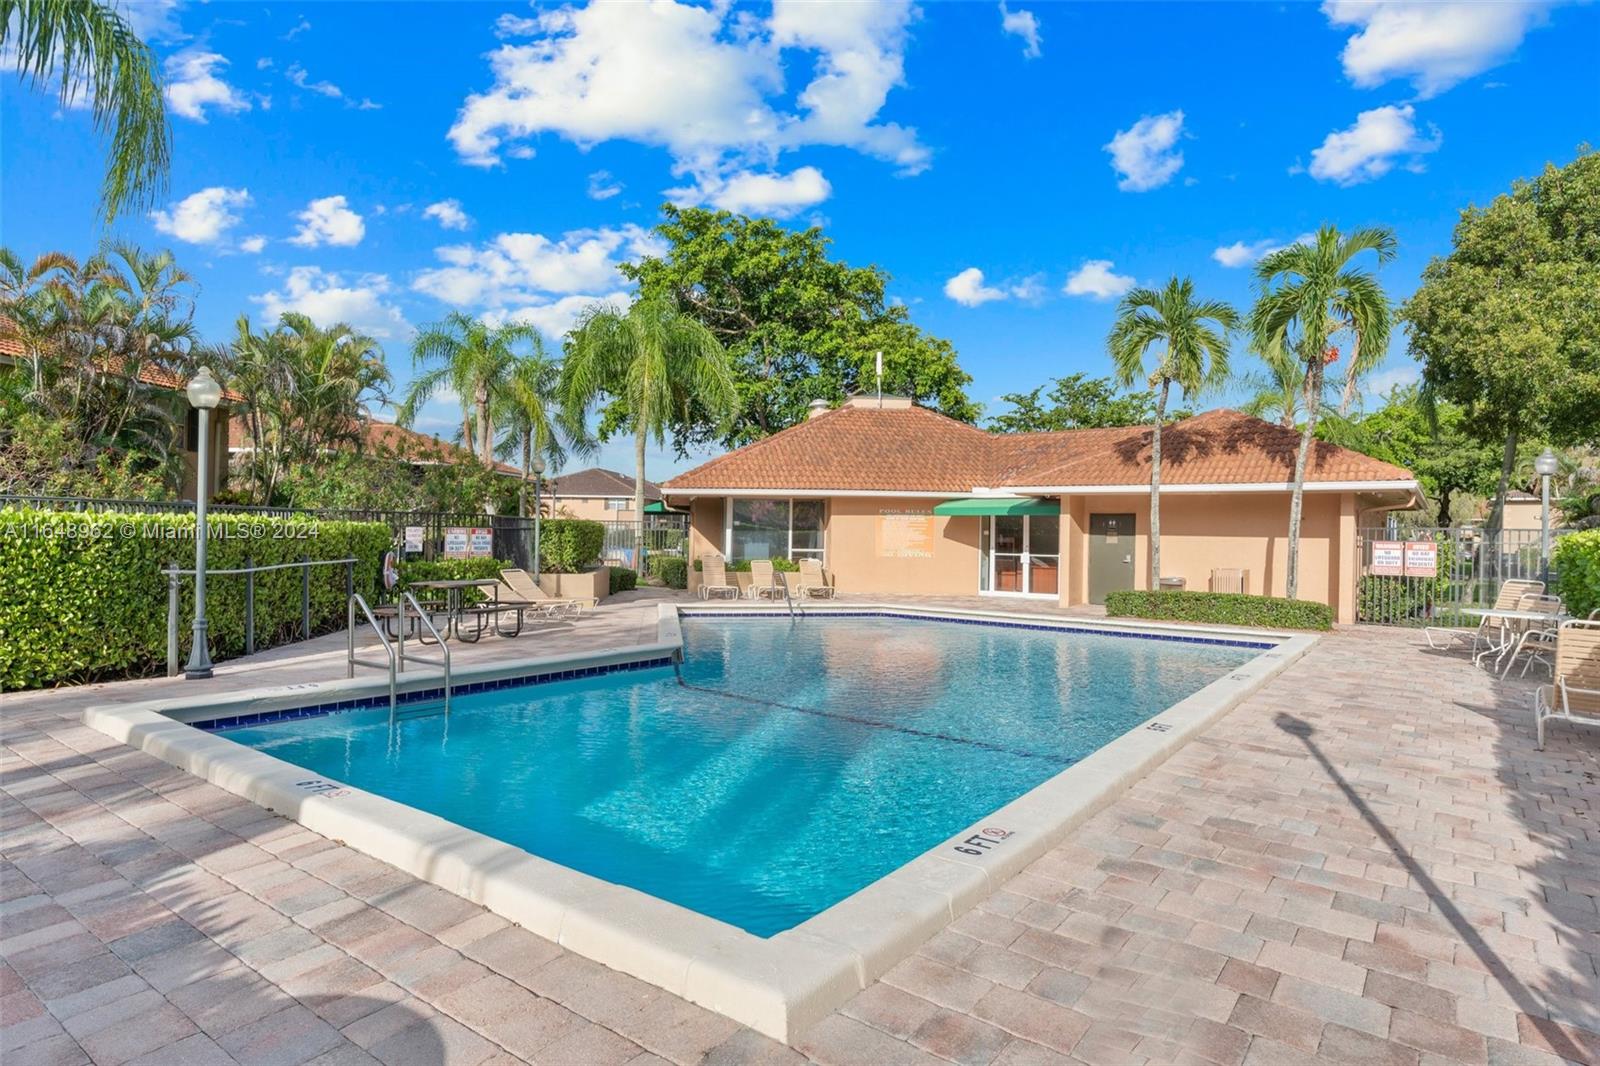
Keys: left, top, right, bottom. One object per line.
{"left": 409, "top": 578, "right": 502, "bottom": 640}
{"left": 1462, "top": 607, "right": 1568, "bottom": 674}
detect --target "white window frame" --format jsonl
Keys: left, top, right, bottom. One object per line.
{"left": 979, "top": 513, "right": 1060, "bottom": 599}
{"left": 723, "top": 496, "right": 826, "bottom": 564}
{"left": 603, "top": 498, "right": 629, "bottom": 511}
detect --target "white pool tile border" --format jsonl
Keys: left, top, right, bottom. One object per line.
{"left": 84, "top": 604, "right": 1317, "bottom": 1042}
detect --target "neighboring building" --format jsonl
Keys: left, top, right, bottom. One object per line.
{"left": 661, "top": 396, "right": 1422, "bottom": 624}
{"left": 546, "top": 468, "right": 663, "bottom": 522}
{"left": 0, "top": 332, "right": 235, "bottom": 500}
{"left": 1500, "top": 490, "right": 1561, "bottom": 534}
{"left": 226, "top": 416, "right": 525, "bottom": 479}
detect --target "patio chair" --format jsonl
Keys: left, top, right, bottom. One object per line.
{"left": 1534, "top": 619, "right": 1600, "bottom": 748}
{"left": 796, "top": 558, "right": 836, "bottom": 599}
{"left": 747, "top": 558, "right": 784, "bottom": 600}
{"left": 1499, "top": 594, "right": 1565, "bottom": 677}
{"left": 1424, "top": 578, "right": 1544, "bottom": 652}
{"left": 499, "top": 567, "right": 590, "bottom": 619}
{"left": 697, "top": 554, "right": 740, "bottom": 600}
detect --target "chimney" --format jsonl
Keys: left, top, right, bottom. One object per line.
{"left": 807, "top": 398, "right": 831, "bottom": 420}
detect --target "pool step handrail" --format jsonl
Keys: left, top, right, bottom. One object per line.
{"left": 396, "top": 591, "right": 452, "bottom": 717}
{"left": 774, "top": 572, "right": 797, "bottom": 619}
{"left": 347, "top": 593, "right": 398, "bottom": 713}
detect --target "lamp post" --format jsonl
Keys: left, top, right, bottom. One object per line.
{"left": 531, "top": 455, "right": 546, "bottom": 576}
{"left": 184, "top": 366, "right": 223, "bottom": 680}
{"left": 1535, "top": 448, "right": 1558, "bottom": 583}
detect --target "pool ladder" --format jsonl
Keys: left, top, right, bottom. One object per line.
{"left": 348, "top": 592, "right": 452, "bottom": 716}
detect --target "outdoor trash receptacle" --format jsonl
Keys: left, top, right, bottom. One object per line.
{"left": 1159, "top": 576, "right": 1186, "bottom": 591}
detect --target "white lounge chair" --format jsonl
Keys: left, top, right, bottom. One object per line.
{"left": 1534, "top": 619, "right": 1600, "bottom": 748}
{"left": 499, "top": 567, "right": 591, "bottom": 618}
{"left": 747, "top": 558, "right": 784, "bottom": 600}
{"left": 697, "top": 554, "right": 740, "bottom": 600}
{"left": 797, "top": 558, "right": 835, "bottom": 599}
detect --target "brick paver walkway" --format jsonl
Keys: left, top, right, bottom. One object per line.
{"left": 3, "top": 615, "right": 1597, "bottom": 1065}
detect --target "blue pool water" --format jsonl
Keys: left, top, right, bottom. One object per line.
{"left": 222, "top": 616, "right": 1259, "bottom": 935}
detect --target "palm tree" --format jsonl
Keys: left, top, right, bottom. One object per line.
{"left": 562, "top": 296, "right": 738, "bottom": 554}
{"left": 399, "top": 313, "right": 534, "bottom": 466}
{"left": 1108, "top": 277, "right": 1238, "bottom": 588}
{"left": 1250, "top": 224, "right": 1395, "bottom": 599}
{"left": 493, "top": 344, "right": 589, "bottom": 517}
{"left": 1, "top": 0, "right": 171, "bottom": 222}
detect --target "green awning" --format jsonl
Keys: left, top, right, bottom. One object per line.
{"left": 643, "top": 500, "right": 682, "bottom": 514}
{"left": 933, "top": 497, "right": 1058, "bottom": 517}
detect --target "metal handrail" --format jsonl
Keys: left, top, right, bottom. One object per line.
{"left": 397, "top": 591, "right": 452, "bottom": 716}
{"left": 168, "top": 557, "right": 356, "bottom": 577}
{"left": 774, "top": 574, "right": 797, "bottom": 619}
{"left": 167, "top": 556, "right": 357, "bottom": 675}
{"left": 347, "top": 593, "right": 398, "bottom": 713}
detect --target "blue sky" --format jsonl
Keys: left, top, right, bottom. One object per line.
{"left": 4, "top": 0, "right": 1597, "bottom": 477}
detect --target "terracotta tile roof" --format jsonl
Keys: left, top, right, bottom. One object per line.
{"left": 548, "top": 468, "right": 663, "bottom": 500}
{"left": 227, "top": 416, "right": 523, "bottom": 477}
{"left": 663, "top": 405, "right": 1415, "bottom": 494}
{"left": 0, "top": 320, "right": 245, "bottom": 403}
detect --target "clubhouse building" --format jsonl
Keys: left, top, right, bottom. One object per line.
{"left": 661, "top": 396, "right": 1421, "bottom": 624}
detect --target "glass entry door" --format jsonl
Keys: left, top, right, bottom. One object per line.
{"left": 981, "top": 514, "right": 1060, "bottom": 597}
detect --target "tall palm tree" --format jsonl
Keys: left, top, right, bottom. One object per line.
{"left": 400, "top": 313, "right": 534, "bottom": 466}
{"left": 1, "top": 0, "right": 171, "bottom": 222}
{"left": 493, "top": 344, "right": 589, "bottom": 517}
{"left": 562, "top": 296, "right": 738, "bottom": 552}
{"left": 1250, "top": 224, "right": 1395, "bottom": 599}
{"left": 1108, "top": 277, "right": 1238, "bottom": 589}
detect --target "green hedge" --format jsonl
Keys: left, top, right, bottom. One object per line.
{"left": 1357, "top": 533, "right": 1458, "bottom": 623}
{"left": 1104, "top": 590, "right": 1334, "bottom": 631}
{"left": 609, "top": 567, "right": 637, "bottom": 595}
{"left": 397, "top": 558, "right": 510, "bottom": 605}
{"left": 540, "top": 519, "right": 604, "bottom": 573}
{"left": 649, "top": 556, "right": 688, "bottom": 589}
{"left": 692, "top": 556, "right": 799, "bottom": 573}
{"left": 0, "top": 508, "right": 391, "bottom": 690}
{"left": 1553, "top": 530, "right": 1600, "bottom": 620}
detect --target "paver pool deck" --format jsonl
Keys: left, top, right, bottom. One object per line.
{"left": 2, "top": 593, "right": 1597, "bottom": 1065}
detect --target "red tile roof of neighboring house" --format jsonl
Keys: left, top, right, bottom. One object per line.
{"left": 228, "top": 416, "right": 523, "bottom": 477}
{"left": 548, "top": 468, "right": 664, "bottom": 500}
{"left": 662, "top": 404, "right": 1415, "bottom": 494}
{"left": 0, "top": 320, "right": 246, "bottom": 403}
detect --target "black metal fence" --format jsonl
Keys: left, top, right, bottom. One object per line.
{"left": 0, "top": 494, "right": 689, "bottom": 573}
{"left": 1355, "top": 525, "right": 1565, "bottom": 626}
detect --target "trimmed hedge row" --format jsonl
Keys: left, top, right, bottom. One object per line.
{"left": 691, "top": 556, "right": 800, "bottom": 573}
{"left": 609, "top": 567, "right": 638, "bottom": 595}
{"left": 649, "top": 556, "right": 688, "bottom": 589}
{"left": 1105, "top": 590, "right": 1334, "bottom": 631}
{"left": 0, "top": 508, "right": 391, "bottom": 690}
{"left": 1552, "top": 529, "right": 1600, "bottom": 620}
{"left": 539, "top": 519, "right": 604, "bottom": 574}
{"left": 397, "top": 558, "right": 509, "bottom": 606}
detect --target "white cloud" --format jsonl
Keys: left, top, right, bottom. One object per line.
{"left": 1063, "top": 260, "right": 1134, "bottom": 300}
{"left": 1322, "top": 0, "right": 1553, "bottom": 98}
{"left": 164, "top": 49, "right": 250, "bottom": 122}
{"left": 1363, "top": 363, "right": 1421, "bottom": 397}
{"left": 943, "top": 267, "right": 1042, "bottom": 308}
{"left": 289, "top": 195, "right": 366, "bottom": 247}
{"left": 286, "top": 62, "right": 342, "bottom": 99}
{"left": 149, "top": 186, "right": 251, "bottom": 245}
{"left": 484, "top": 292, "right": 631, "bottom": 339}
{"left": 1105, "top": 110, "right": 1185, "bottom": 192}
{"left": 1212, "top": 233, "right": 1316, "bottom": 267}
{"left": 412, "top": 225, "right": 662, "bottom": 307}
{"left": 998, "top": 2, "right": 1041, "bottom": 59}
{"left": 252, "top": 267, "right": 410, "bottom": 338}
{"left": 422, "top": 199, "right": 471, "bottom": 231}
{"left": 122, "top": 0, "right": 187, "bottom": 43}
{"left": 494, "top": 13, "right": 540, "bottom": 37}
{"left": 587, "top": 170, "right": 623, "bottom": 200}
{"left": 239, "top": 235, "right": 267, "bottom": 254}
{"left": 1308, "top": 104, "right": 1441, "bottom": 185}
{"left": 672, "top": 166, "right": 832, "bottom": 216}
{"left": 282, "top": 17, "right": 311, "bottom": 41}
{"left": 448, "top": 0, "right": 927, "bottom": 192}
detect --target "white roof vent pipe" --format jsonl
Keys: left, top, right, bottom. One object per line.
{"left": 807, "top": 398, "right": 831, "bottom": 420}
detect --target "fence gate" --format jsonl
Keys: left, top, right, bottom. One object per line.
{"left": 1356, "top": 526, "right": 1554, "bottom": 626}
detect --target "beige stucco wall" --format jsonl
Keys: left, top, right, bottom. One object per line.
{"left": 550, "top": 496, "right": 640, "bottom": 522}
{"left": 681, "top": 490, "right": 1365, "bottom": 623}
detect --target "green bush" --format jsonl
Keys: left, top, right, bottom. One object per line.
{"left": 397, "top": 558, "right": 510, "bottom": 605}
{"left": 609, "top": 567, "right": 638, "bottom": 595}
{"left": 649, "top": 556, "right": 688, "bottom": 589}
{"left": 539, "top": 519, "right": 604, "bottom": 573}
{"left": 0, "top": 508, "right": 391, "bottom": 690}
{"left": 1552, "top": 529, "right": 1600, "bottom": 620}
{"left": 1104, "top": 590, "right": 1334, "bottom": 631}
{"left": 692, "top": 556, "right": 799, "bottom": 573}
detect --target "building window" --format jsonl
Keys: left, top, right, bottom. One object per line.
{"left": 727, "top": 499, "right": 825, "bottom": 562}
{"left": 604, "top": 498, "right": 628, "bottom": 511}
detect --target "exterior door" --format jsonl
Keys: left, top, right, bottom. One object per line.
{"left": 1088, "top": 513, "right": 1136, "bottom": 604}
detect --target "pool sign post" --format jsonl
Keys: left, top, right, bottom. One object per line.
{"left": 443, "top": 527, "right": 470, "bottom": 558}
{"left": 1403, "top": 540, "right": 1438, "bottom": 577}
{"left": 1370, "top": 540, "right": 1403, "bottom": 576}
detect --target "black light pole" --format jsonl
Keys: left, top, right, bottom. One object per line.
{"left": 185, "top": 366, "right": 223, "bottom": 680}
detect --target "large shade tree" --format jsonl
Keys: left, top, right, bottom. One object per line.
{"left": 619, "top": 206, "right": 976, "bottom": 450}
{"left": 0, "top": 0, "right": 170, "bottom": 222}
{"left": 987, "top": 373, "right": 1191, "bottom": 433}
{"left": 1404, "top": 150, "right": 1600, "bottom": 536}
{"left": 1250, "top": 225, "right": 1395, "bottom": 599}
{"left": 562, "top": 296, "right": 738, "bottom": 545}
{"left": 1108, "top": 277, "right": 1238, "bottom": 587}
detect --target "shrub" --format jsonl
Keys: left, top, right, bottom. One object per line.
{"left": 1356, "top": 533, "right": 1457, "bottom": 623}
{"left": 692, "top": 556, "right": 800, "bottom": 573}
{"left": 609, "top": 567, "right": 638, "bottom": 595}
{"left": 1552, "top": 529, "right": 1600, "bottom": 620}
{"left": 649, "top": 556, "right": 687, "bottom": 589}
{"left": 0, "top": 508, "right": 391, "bottom": 690}
{"left": 539, "top": 519, "right": 604, "bottom": 573}
{"left": 397, "top": 558, "right": 509, "bottom": 605}
{"left": 1105, "top": 590, "right": 1333, "bottom": 631}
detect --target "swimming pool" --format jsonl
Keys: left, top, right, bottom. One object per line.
{"left": 215, "top": 614, "right": 1261, "bottom": 936}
